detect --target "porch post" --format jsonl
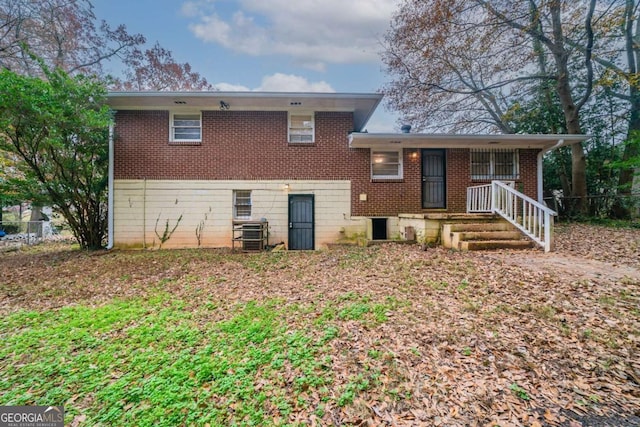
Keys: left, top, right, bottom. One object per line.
{"left": 544, "top": 210, "right": 553, "bottom": 252}
{"left": 491, "top": 181, "right": 497, "bottom": 213}
{"left": 537, "top": 139, "right": 564, "bottom": 204}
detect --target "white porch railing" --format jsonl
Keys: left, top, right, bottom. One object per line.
{"left": 467, "top": 184, "right": 493, "bottom": 213}
{"left": 467, "top": 181, "right": 557, "bottom": 252}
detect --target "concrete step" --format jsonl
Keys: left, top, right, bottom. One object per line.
{"left": 459, "top": 239, "right": 535, "bottom": 251}
{"left": 450, "top": 230, "right": 523, "bottom": 249}
{"left": 442, "top": 222, "right": 513, "bottom": 248}
{"left": 441, "top": 220, "right": 535, "bottom": 251}
{"left": 444, "top": 222, "right": 515, "bottom": 233}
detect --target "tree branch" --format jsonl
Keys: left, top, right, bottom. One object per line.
{"left": 576, "top": 0, "right": 596, "bottom": 111}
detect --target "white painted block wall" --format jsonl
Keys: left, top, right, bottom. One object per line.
{"left": 113, "top": 180, "right": 363, "bottom": 249}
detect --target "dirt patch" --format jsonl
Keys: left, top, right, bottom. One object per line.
{"left": 483, "top": 251, "right": 640, "bottom": 283}
{"left": 482, "top": 222, "right": 640, "bottom": 283}
{"left": 554, "top": 222, "right": 640, "bottom": 269}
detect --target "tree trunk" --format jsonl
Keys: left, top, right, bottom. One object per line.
{"left": 554, "top": 64, "right": 588, "bottom": 213}
{"left": 549, "top": 2, "right": 589, "bottom": 215}
{"left": 29, "top": 205, "right": 44, "bottom": 237}
{"left": 29, "top": 205, "right": 42, "bottom": 222}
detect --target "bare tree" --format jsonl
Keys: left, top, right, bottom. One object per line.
{"left": 475, "top": 0, "right": 597, "bottom": 210}
{"left": 111, "top": 43, "right": 215, "bottom": 91}
{"left": 0, "top": 0, "right": 216, "bottom": 91}
{"left": 0, "top": 0, "right": 145, "bottom": 76}
{"left": 382, "top": 0, "right": 537, "bottom": 133}
{"left": 383, "top": 0, "right": 601, "bottom": 211}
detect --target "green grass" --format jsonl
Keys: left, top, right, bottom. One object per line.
{"left": 2, "top": 295, "right": 379, "bottom": 426}
{"left": 314, "top": 292, "right": 399, "bottom": 328}
{"left": 508, "top": 383, "right": 531, "bottom": 401}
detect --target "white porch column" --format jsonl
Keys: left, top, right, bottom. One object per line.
{"left": 537, "top": 139, "right": 564, "bottom": 204}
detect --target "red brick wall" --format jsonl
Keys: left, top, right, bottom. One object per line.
{"left": 350, "top": 148, "right": 540, "bottom": 215}
{"left": 520, "top": 149, "right": 539, "bottom": 200}
{"left": 446, "top": 149, "right": 470, "bottom": 213}
{"left": 114, "top": 110, "right": 540, "bottom": 215}
{"left": 114, "top": 110, "right": 365, "bottom": 180}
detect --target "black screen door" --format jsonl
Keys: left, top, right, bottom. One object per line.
{"left": 288, "top": 194, "right": 314, "bottom": 250}
{"left": 422, "top": 149, "right": 446, "bottom": 208}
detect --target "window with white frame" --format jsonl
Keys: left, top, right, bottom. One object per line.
{"left": 233, "top": 190, "right": 252, "bottom": 219}
{"left": 288, "top": 112, "right": 314, "bottom": 143}
{"left": 470, "top": 149, "right": 519, "bottom": 180}
{"left": 371, "top": 150, "right": 403, "bottom": 179}
{"left": 170, "top": 112, "right": 201, "bottom": 143}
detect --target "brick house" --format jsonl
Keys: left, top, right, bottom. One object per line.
{"left": 106, "top": 91, "right": 588, "bottom": 250}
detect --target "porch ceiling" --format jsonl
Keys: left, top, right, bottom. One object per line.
{"left": 107, "top": 91, "right": 382, "bottom": 132}
{"left": 348, "top": 133, "right": 590, "bottom": 150}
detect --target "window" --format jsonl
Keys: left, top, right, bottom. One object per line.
{"left": 288, "top": 113, "right": 314, "bottom": 143}
{"left": 233, "top": 190, "right": 252, "bottom": 219}
{"left": 371, "top": 150, "right": 403, "bottom": 179}
{"left": 470, "top": 149, "right": 519, "bottom": 180}
{"left": 170, "top": 112, "right": 201, "bottom": 143}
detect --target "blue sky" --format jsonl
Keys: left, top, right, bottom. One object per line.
{"left": 93, "top": 0, "right": 401, "bottom": 132}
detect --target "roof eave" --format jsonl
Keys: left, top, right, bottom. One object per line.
{"left": 106, "top": 91, "right": 383, "bottom": 132}
{"left": 348, "top": 133, "right": 590, "bottom": 150}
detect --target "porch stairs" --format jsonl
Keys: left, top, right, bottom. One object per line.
{"left": 442, "top": 219, "right": 535, "bottom": 251}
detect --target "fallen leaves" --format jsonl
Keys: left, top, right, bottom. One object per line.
{"left": 1, "top": 224, "right": 639, "bottom": 426}
{"left": 554, "top": 223, "right": 640, "bottom": 269}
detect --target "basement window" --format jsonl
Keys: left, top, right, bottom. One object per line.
{"left": 471, "top": 149, "right": 519, "bottom": 180}
{"left": 233, "top": 190, "right": 252, "bottom": 219}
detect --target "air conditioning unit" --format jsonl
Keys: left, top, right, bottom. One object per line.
{"left": 242, "top": 223, "right": 263, "bottom": 251}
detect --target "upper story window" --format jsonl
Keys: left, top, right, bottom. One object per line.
{"left": 233, "top": 190, "right": 252, "bottom": 219}
{"left": 371, "top": 149, "right": 403, "bottom": 180}
{"left": 288, "top": 112, "right": 314, "bottom": 143}
{"left": 170, "top": 112, "right": 201, "bottom": 143}
{"left": 471, "top": 149, "right": 519, "bottom": 180}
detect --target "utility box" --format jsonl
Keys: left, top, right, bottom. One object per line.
{"left": 404, "top": 226, "right": 416, "bottom": 241}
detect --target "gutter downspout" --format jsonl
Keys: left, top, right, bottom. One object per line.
{"left": 537, "top": 139, "right": 564, "bottom": 204}
{"left": 107, "top": 119, "right": 115, "bottom": 249}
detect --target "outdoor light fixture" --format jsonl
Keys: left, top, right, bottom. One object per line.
{"left": 283, "top": 183, "right": 290, "bottom": 192}
{"left": 219, "top": 100, "right": 230, "bottom": 110}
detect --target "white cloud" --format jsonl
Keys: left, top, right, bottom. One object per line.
{"left": 186, "top": 0, "right": 399, "bottom": 70}
{"left": 215, "top": 73, "right": 334, "bottom": 92}
{"left": 256, "top": 73, "right": 334, "bottom": 92}
{"left": 214, "top": 82, "right": 251, "bottom": 91}
{"left": 180, "top": 1, "right": 200, "bottom": 18}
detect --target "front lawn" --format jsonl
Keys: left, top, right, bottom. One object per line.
{"left": 1, "top": 235, "right": 639, "bottom": 426}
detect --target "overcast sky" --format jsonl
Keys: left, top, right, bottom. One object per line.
{"left": 93, "top": 0, "right": 402, "bottom": 132}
